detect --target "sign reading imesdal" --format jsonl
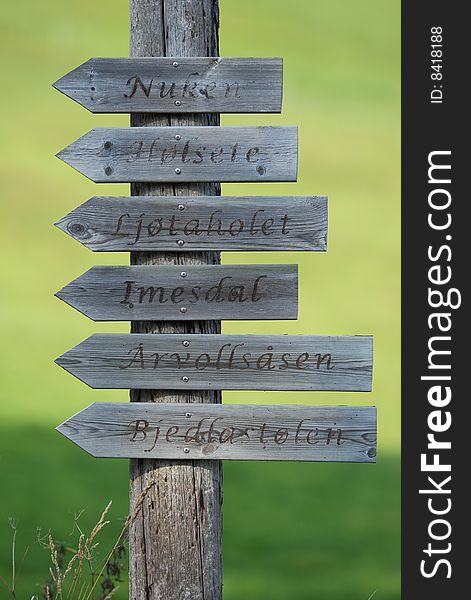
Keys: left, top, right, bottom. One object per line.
{"left": 55, "top": 264, "right": 298, "bottom": 321}
{"left": 403, "top": 1, "right": 465, "bottom": 596}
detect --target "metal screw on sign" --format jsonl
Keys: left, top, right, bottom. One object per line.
{"left": 175, "top": 168, "right": 181, "bottom": 174}
{"left": 172, "top": 61, "right": 179, "bottom": 67}
{"left": 182, "top": 340, "right": 190, "bottom": 347}
{"left": 182, "top": 376, "right": 189, "bottom": 383}
{"left": 180, "top": 271, "right": 187, "bottom": 278}
{"left": 180, "top": 307, "right": 187, "bottom": 313}
{"left": 177, "top": 239, "right": 185, "bottom": 246}
{"left": 175, "top": 100, "right": 182, "bottom": 106}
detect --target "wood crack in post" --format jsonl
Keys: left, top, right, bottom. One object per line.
{"left": 191, "top": 462, "right": 206, "bottom": 598}
{"left": 140, "top": 467, "right": 151, "bottom": 599}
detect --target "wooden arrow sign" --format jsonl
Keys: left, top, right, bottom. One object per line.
{"left": 55, "top": 334, "right": 373, "bottom": 390}
{"left": 53, "top": 57, "right": 283, "bottom": 113}
{"left": 57, "top": 403, "right": 377, "bottom": 463}
{"left": 55, "top": 196, "right": 328, "bottom": 252}
{"left": 55, "top": 126, "right": 298, "bottom": 183}
{"left": 55, "top": 264, "right": 298, "bottom": 321}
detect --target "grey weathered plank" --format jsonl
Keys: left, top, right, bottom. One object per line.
{"left": 55, "top": 334, "right": 373, "bottom": 390}
{"left": 55, "top": 264, "right": 298, "bottom": 321}
{"left": 55, "top": 195, "right": 328, "bottom": 252}
{"left": 57, "top": 403, "right": 377, "bottom": 463}
{"left": 56, "top": 126, "right": 298, "bottom": 182}
{"left": 53, "top": 57, "right": 283, "bottom": 114}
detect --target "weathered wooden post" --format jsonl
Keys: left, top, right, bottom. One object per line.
{"left": 128, "top": 1, "right": 222, "bottom": 598}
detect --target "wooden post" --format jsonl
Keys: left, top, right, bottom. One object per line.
{"left": 128, "top": 1, "right": 222, "bottom": 599}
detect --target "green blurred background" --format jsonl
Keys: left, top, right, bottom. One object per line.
{"left": 0, "top": 0, "right": 400, "bottom": 597}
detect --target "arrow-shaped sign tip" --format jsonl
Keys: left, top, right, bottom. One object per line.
{"left": 55, "top": 420, "right": 67, "bottom": 436}
{"left": 54, "top": 273, "right": 96, "bottom": 321}
{"left": 54, "top": 338, "right": 97, "bottom": 388}
{"left": 55, "top": 404, "right": 101, "bottom": 457}
{"left": 55, "top": 133, "right": 96, "bottom": 182}
{"left": 54, "top": 285, "right": 72, "bottom": 308}
{"left": 54, "top": 198, "right": 95, "bottom": 240}
{"left": 52, "top": 61, "right": 94, "bottom": 112}
{"left": 53, "top": 216, "right": 67, "bottom": 233}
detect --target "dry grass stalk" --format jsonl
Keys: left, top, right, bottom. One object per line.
{"left": 2, "top": 479, "right": 157, "bottom": 600}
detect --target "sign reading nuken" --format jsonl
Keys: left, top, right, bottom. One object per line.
{"left": 57, "top": 403, "right": 377, "bottom": 462}
{"left": 55, "top": 334, "right": 373, "bottom": 390}
{"left": 55, "top": 265, "right": 298, "bottom": 321}
{"left": 53, "top": 57, "right": 283, "bottom": 114}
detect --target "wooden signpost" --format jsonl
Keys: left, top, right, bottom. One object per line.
{"left": 56, "top": 195, "right": 328, "bottom": 252}
{"left": 56, "top": 264, "right": 298, "bottom": 321}
{"left": 53, "top": 57, "right": 283, "bottom": 113}
{"left": 53, "top": 0, "right": 376, "bottom": 596}
{"left": 57, "top": 403, "right": 377, "bottom": 462}
{"left": 55, "top": 333, "right": 373, "bottom": 390}
{"left": 56, "top": 126, "right": 298, "bottom": 182}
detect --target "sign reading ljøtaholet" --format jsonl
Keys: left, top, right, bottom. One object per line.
{"left": 56, "top": 196, "right": 328, "bottom": 252}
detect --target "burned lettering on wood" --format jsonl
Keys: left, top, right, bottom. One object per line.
{"left": 127, "top": 418, "right": 346, "bottom": 452}
{"left": 119, "top": 342, "right": 335, "bottom": 373}
{"left": 126, "top": 138, "right": 262, "bottom": 165}
{"left": 111, "top": 208, "right": 292, "bottom": 245}
{"left": 123, "top": 74, "right": 241, "bottom": 101}
{"left": 119, "top": 275, "right": 268, "bottom": 308}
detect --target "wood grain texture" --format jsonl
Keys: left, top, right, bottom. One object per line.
{"left": 57, "top": 403, "right": 377, "bottom": 463}
{"left": 53, "top": 57, "right": 283, "bottom": 113}
{"left": 127, "top": 2, "right": 223, "bottom": 598}
{"left": 55, "top": 334, "right": 373, "bottom": 391}
{"left": 55, "top": 264, "right": 298, "bottom": 321}
{"left": 55, "top": 195, "right": 328, "bottom": 252}
{"left": 56, "top": 126, "right": 298, "bottom": 182}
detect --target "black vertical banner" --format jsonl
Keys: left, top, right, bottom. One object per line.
{"left": 402, "top": 2, "right": 466, "bottom": 598}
